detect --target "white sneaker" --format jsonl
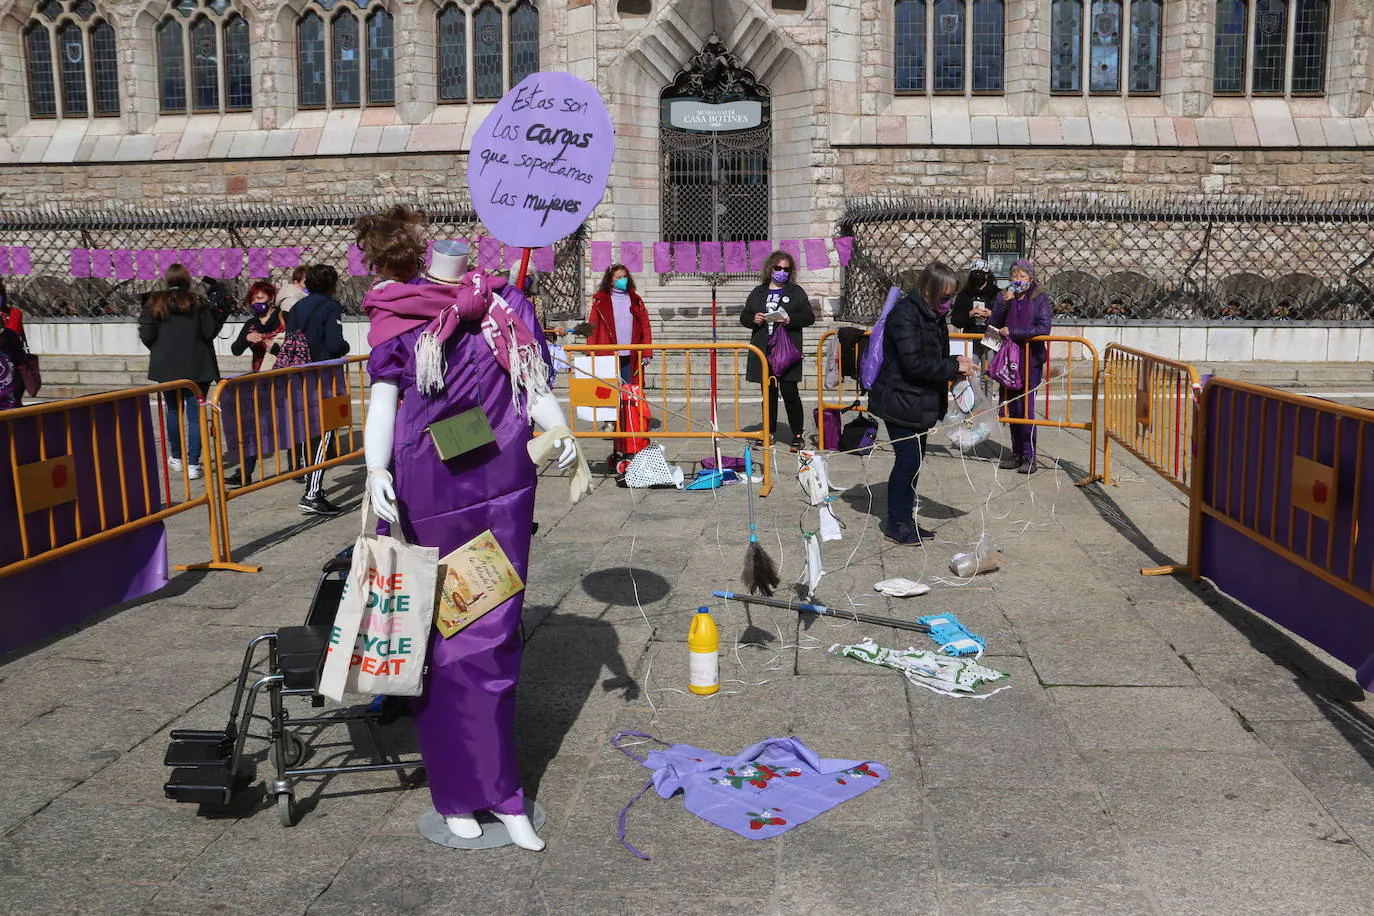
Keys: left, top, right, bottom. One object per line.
{"left": 167, "top": 457, "right": 183, "bottom": 472}
{"left": 188, "top": 464, "right": 203, "bottom": 480}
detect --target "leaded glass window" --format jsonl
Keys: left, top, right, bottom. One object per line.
{"left": 298, "top": 11, "right": 326, "bottom": 107}
{"left": 1291, "top": 0, "right": 1327, "bottom": 95}
{"left": 1252, "top": 0, "right": 1286, "bottom": 96}
{"left": 190, "top": 16, "right": 219, "bottom": 112}
{"left": 224, "top": 14, "right": 251, "bottom": 111}
{"left": 1088, "top": 1, "right": 1121, "bottom": 93}
{"left": 1051, "top": 0, "right": 1083, "bottom": 93}
{"left": 89, "top": 19, "right": 117, "bottom": 114}
{"left": 510, "top": 1, "right": 539, "bottom": 86}
{"left": 24, "top": 24, "right": 57, "bottom": 117}
{"left": 894, "top": 0, "right": 926, "bottom": 94}
{"left": 933, "top": 0, "right": 965, "bottom": 93}
{"left": 1128, "top": 0, "right": 1162, "bottom": 93}
{"left": 57, "top": 21, "right": 87, "bottom": 116}
{"left": 332, "top": 12, "right": 360, "bottom": 107}
{"left": 366, "top": 9, "right": 394, "bottom": 104}
{"left": 473, "top": 3, "right": 503, "bottom": 102}
{"left": 1213, "top": 0, "right": 1247, "bottom": 94}
{"left": 437, "top": 3, "right": 467, "bottom": 102}
{"left": 158, "top": 19, "right": 187, "bottom": 112}
{"left": 971, "top": 0, "right": 1003, "bottom": 93}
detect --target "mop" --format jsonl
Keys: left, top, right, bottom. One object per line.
{"left": 739, "top": 446, "right": 779, "bottom": 596}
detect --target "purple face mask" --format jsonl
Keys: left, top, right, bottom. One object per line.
{"left": 251, "top": 301, "right": 270, "bottom": 316}
{"left": 771, "top": 269, "right": 791, "bottom": 285}
{"left": 1010, "top": 279, "right": 1030, "bottom": 295}
{"left": 937, "top": 296, "right": 953, "bottom": 316}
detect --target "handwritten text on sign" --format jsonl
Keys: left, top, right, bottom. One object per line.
{"left": 468, "top": 72, "right": 614, "bottom": 249}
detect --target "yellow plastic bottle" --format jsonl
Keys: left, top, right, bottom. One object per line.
{"left": 688, "top": 607, "right": 720, "bottom": 695}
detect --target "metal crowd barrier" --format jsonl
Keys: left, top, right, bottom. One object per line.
{"left": 813, "top": 329, "right": 1101, "bottom": 480}
{"left": 1100, "top": 344, "right": 1201, "bottom": 494}
{"left": 556, "top": 343, "right": 773, "bottom": 496}
{"left": 0, "top": 381, "right": 218, "bottom": 579}
{"left": 185, "top": 357, "right": 370, "bottom": 573}
{"left": 1186, "top": 379, "right": 1374, "bottom": 688}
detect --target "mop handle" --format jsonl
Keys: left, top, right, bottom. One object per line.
{"left": 744, "top": 446, "right": 758, "bottom": 543}
{"left": 712, "top": 590, "right": 931, "bottom": 634}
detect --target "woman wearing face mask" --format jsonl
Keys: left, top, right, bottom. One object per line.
{"left": 989, "top": 258, "right": 1053, "bottom": 474}
{"left": 741, "top": 251, "right": 815, "bottom": 450}
{"left": 951, "top": 258, "right": 1001, "bottom": 369}
{"left": 586, "top": 264, "right": 653, "bottom": 385}
{"left": 868, "top": 262, "right": 974, "bottom": 546}
{"left": 230, "top": 281, "right": 284, "bottom": 373}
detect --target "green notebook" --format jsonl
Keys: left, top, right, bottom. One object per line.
{"left": 427, "top": 407, "right": 496, "bottom": 460}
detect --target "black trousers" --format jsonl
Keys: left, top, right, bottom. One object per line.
{"left": 764, "top": 377, "right": 805, "bottom": 441}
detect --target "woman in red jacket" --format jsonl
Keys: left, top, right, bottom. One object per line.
{"left": 585, "top": 264, "right": 652, "bottom": 384}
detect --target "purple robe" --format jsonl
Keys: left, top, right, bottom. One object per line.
{"left": 367, "top": 280, "right": 547, "bottom": 817}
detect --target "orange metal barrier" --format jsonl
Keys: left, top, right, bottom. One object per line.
{"left": 1, "top": 381, "right": 219, "bottom": 579}
{"left": 1100, "top": 344, "right": 1200, "bottom": 494}
{"left": 814, "top": 329, "right": 1100, "bottom": 480}
{"left": 1185, "top": 379, "right": 1374, "bottom": 687}
{"left": 188, "top": 357, "right": 370, "bottom": 573}
{"left": 557, "top": 343, "right": 773, "bottom": 496}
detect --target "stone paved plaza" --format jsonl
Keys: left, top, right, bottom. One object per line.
{"left": 2, "top": 416, "right": 1373, "bottom": 915}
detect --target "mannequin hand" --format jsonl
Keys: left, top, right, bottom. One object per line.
{"left": 553, "top": 436, "right": 577, "bottom": 469}
{"left": 368, "top": 468, "right": 399, "bottom": 524}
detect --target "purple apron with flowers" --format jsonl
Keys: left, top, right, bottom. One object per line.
{"left": 612, "top": 732, "right": 889, "bottom": 858}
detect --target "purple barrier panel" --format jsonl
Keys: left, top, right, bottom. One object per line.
{"left": 1197, "top": 384, "right": 1374, "bottom": 688}
{"left": 217, "top": 364, "right": 350, "bottom": 466}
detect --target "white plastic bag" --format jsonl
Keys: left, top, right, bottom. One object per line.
{"left": 944, "top": 376, "right": 992, "bottom": 451}
{"left": 950, "top": 532, "right": 1002, "bottom": 577}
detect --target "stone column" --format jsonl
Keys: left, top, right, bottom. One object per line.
{"left": 1004, "top": 0, "right": 1047, "bottom": 115}
{"left": 1327, "top": 0, "right": 1373, "bottom": 118}
{"left": 1161, "top": 0, "right": 1211, "bottom": 117}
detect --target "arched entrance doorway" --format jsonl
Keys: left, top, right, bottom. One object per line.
{"left": 659, "top": 35, "right": 770, "bottom": 275}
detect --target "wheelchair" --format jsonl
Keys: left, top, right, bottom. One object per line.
{"left": 163, "top": 549, "right": 424, "bottom": 826}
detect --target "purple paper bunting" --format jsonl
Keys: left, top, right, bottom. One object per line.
{"left": 723, "top": 241, "right": 748, "bottom": 274}
{"left": 222, "top": 248, "right": 244, "bottom": 278}
{"left": 833, "top": 236, "right": 855, "bottom": 267}
{"left": 135, "top": 250, "right": 159, "bottom": 280}
{"left": 652, "top": 242, "right": 672, "bottom": 274}
{"left": 425, "top": 240, "right": 435, "bottom": 268}
{"left": 698, "top": 242, "right": 722, "bottom": 274}
{"left": 532, "top": 246, "right": 556, "bottom": 273}
{"left": 504, "top": 245, "right": 524, "bottom": 271}
{"left": 780, "top": 239, "right": 802, "bottom": 268}
{"left": 200, "top": 248, "right": 223, "bottom": 280}
{"left": 620, "top": 242, "right": 643, "bottom": 274}
{"left": 0, "top": 248, "right": 11, "bottom": 275}
{"left": 156, "top": 249, "right": 178, "bottom": 275}
{"left": 590, "top": 241, "right": 613, "bottom": 273}
{"left": 477, "top": 237, "right": 501, "bottom": 270}
{"left": 673, "top": 242, "right": 697, "bottom": 274}
{"left": 178, "top": 248, "right": 202, "bottom": 274}
{"left": 748, "top": 240, "right": 772, "bottom": 271}
{"left": 10, "top": 247, "right": 31, "bottom": 275}
{"left": 247, "top": 248, "right": 272, "bottom": 279}
{"left": 346, "top": 245, "right": 369, "bottom": 277}
{"left": 113, "top": 249, "right": 135, "bottom": 280}
{"left": 271, "top": 247, "right": 302, "bottom": 269}
{"left": 804, "top": 238, "right": 830, "bottom": 270}
{"left": 70, "top": 248, "right": 91, "bottom": 278}
{"left": 89, "top": 249, "right": 113, "bottom": 278}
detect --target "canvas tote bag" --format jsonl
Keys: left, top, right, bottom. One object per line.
{"left": 318, "top": 492, "right": 439, "bottom": 702}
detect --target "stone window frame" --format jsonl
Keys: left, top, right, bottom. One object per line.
{"left": 892, "top": 0, "right": 1007, "bottom": 97}
{"left": 1050, "top": 0, "right": 1164, "bottom": 97}
{"left": 154, "top": 0, "right": 253, "bottom": 116}
{"left": 20, "top": 0, "right": 121, "bottom": 119}
{"left": 1213, "top": 0, "right": 1330, "bottom": 99}
{"left": 433, "top": 0, "right": 540, "bottom": 106}
{"left": 293, "top": 0, "right": 395, "bottom": 111}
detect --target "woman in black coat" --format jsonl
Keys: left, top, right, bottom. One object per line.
{"left": 867, "top": 262, "right": 973, "bottom": 546}
{"left": 739, "top": 250, "right": 814, "bottom": 450}
{"left": 138, "top": 264, "right": 232, "bottom": 477}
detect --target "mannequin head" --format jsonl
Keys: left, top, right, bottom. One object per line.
{"left": 428, "top": 240, "right": 472, "bottom": 283}
{"left": 354, "top": 204, "right": 428, "bottom": 282}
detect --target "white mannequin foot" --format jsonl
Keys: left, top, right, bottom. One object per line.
{"left": 493, "top": 812, "right": 546, "bottom": 851}
{"left": 445, "top": 814, "right": 482, "bottom": 839}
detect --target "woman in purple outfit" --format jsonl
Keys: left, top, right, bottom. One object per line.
{"left": 989, "top": 258, "right": 1052, "bottom": 474}
{"left": 356, "top": 206, "right": 583, "bottom": 850}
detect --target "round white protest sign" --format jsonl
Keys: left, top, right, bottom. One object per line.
{"left": 467, "top": 72, "right": 615, "bottom": 249}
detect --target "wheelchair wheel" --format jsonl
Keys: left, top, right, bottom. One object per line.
{"left": 281, "top": 732, "right": 306, "bottom": 769}
{"left": 277, "top": 792, "right": 297, "bottom": 828}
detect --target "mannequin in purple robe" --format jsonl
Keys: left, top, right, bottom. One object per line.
{"left": 358, "top": 209, "right": 581, "bottom": 850}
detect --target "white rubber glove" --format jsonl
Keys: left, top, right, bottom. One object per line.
{"left": 364, "top": 381, "right": 401, "bottom": 524}
{"left": 527, "top": 391, "right": 577, "bottom": 470}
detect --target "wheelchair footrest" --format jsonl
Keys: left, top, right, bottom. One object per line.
{"left": 164, "top": 736, "right": 233, "bottom": 768}
{"left": 169, "top": 727, "right": 235, "bottom": 743}
{"left": 164, "top": 764, "right": 238, "bottom": 805}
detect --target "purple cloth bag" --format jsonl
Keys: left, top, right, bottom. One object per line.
{"left": 767, "top": 327, "right": 802, "bottom": 377}
{"left": 613, "top": 732, "right": 888, "bottom": 859}
{"left": 859, "top": 285, "right": 902, "bottom": 391}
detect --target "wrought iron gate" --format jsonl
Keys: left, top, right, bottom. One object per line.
{"left": 661, "top": 125, "right": 770, "bottom": 248}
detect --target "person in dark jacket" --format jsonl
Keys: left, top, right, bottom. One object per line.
{"left": 950, "top": 257, "right": 1001, "bottom": 366}
{"left": 740, "top": 250, "right": 815, "bottom": 450}
{"left": 868, "top": 262, "right": 973, "bottom": 546}
{"left": 989, "top": 258, "right": 1053, "bottom": 473}
{"left": 138, "top": 264, "right": 231, "bottom": 478}
{"left": 229, "top": 281, "right": 284, "bottom": 373}
{"left": 286, "top": 264, "right": 348, "bottom": 516}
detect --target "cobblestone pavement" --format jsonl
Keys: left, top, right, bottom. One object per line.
{"left": 2, "top": 415, "right": 1372, "bottom": 915}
